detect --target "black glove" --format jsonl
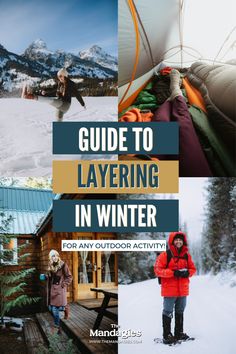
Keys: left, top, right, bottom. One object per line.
{"left": 174, "top": 270, "right": 182, "bottom": 277}
{"left": 180, "top": 270, "right": 189, "bottom": 278}
{"left": 174, "top": 269, "right": 189, "bottom": 278}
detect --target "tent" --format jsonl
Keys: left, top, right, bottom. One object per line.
{"left": 118, "top": 0, "right": 236, "bottom": 176}
{"left": 119, "top": 0, "right": 236, "bottom": 111}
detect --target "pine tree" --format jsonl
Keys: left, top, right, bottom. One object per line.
{"left": 202, "top": 178, "right": 236, "bottom": 273}
{"left": 0, "top": 178, "right": 19, "bottom": 187}
{"left": 0, "top": 211, "right": 40, "bottom": 324}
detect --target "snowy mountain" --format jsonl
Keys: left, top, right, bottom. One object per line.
{"left": 23, "top": 39, "right": 54, "bottom": 59}
{"left": 0, "top": 40, "right": 117, "bottom": 94}
{"left": 0, "top": 43, "right": 45, "bottom": 93}
{"left": 23, "top": 39, "right": 117, "bottom": 77}
{"left": 79, "top": 45, "right": 118, "bottom": 72}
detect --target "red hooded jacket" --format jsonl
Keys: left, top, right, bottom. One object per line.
{"left": 154, "top": 232, "right": 196, "bottom": 297}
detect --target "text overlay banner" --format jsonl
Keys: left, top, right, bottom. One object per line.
{"left": 62, "top": 240, "right": 167, "bottom": 252}
{"left": 53, "top": 199, "right": 179, "bottom": 232}
{"left": 53, "top": 160, "right": 179, "bottom": 193}
{"left": 53, "top": 122, "right": 179, "bottom": 155}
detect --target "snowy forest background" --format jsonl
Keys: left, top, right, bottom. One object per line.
{"left": 118, "top": 178, "right": 236, "bottom": 285}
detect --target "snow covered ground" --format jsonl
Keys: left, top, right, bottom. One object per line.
{"left": 119, "top": 275, "right": 236, "bottom": 354}
{"left": 0, "top": 97, "right": 117, "bottom": 176}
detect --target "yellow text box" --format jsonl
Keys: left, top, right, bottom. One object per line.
{"left": 53, "top": 160, "right": 179, "bottom": 194}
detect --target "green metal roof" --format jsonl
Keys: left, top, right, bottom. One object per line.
{"left": 0, "top": 186, "right": 53, "bottom": 234}
{"left": 0, "top": 186, "right": 52, "bottom": 211}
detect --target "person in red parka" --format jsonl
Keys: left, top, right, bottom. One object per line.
{"left": 154, "top": 232, "right": 196, "bottom": 344}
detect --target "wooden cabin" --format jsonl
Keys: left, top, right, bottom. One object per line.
{"left": 0, "top": 187, "right": 118, "bottom": 313}
{"left": 0, "top": 186, "right": 53, "bottom": 313}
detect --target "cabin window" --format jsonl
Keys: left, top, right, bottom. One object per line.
{"left": 101, "top": 251, "right": 115, "bottom": 283}
{"left": 0, "top": 238, "right": 18, "bottom": 265}
{"left": 78, "top": 251, "right": 94, "bottom": 284}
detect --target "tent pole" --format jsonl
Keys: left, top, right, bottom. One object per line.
{"left": 179, "top": 0, "right": 185, "bottom": 68}
{"left": 119, "top": 0, "right": 140, "bottom": 107}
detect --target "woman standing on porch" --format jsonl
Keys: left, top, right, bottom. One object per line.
{"left": 47, "top": 250, "right": 72, "bottom": 334}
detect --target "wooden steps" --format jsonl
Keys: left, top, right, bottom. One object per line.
{"left": 27, "top": 303, "right": 117, "bottom": 354}
{"left": 36, "top": 312, "right": 80, "bottom": 353}
{"left": 61, "top": 303, "right": 117, "bottom": 354}
{"left": 24, "top": 318, "right": 45, "bottom": 354}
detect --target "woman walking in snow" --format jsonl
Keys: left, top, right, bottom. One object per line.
{"left": 22, "top": 68, "right": 86, "bottom": 121}
{"left": 46, "top": 249, "right": 72, "bottom": 334}
{"left": 154, "top": 232, "right": 196, "bottom": 345}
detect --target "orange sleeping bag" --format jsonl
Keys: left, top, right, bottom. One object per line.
{"left": 183, "top": 77, "right": 207, "bottom": 113}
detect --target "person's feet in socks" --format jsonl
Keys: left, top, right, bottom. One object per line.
{"left": 169, "top": 69, "right": 182, "bottom": 100}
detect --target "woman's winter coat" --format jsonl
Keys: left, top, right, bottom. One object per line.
{"left": 47, "top": 261, "right": 72, "bottom": 307}
{"left": 57, "top": 77, "right": 85, "bottom": 106}
{"left": 154, "top": 232, "right": 196, "bottom": 297}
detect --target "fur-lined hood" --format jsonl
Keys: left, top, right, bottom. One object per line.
{"left": 48, "top": 259, "right": 64, "bottom": 273}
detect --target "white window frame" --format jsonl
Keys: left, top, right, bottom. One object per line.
{"left": 0, "top": 237, "right": 18, "bottom": 265}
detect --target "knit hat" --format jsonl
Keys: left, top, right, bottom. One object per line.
{"left": 49, "top": 249, "right": 59, "bottom": 259}
{"left": 173, "top": 233, "right": 185, "bottom": 243}
{"left": 57, "top": 68, "right": 68, "bottom": 78}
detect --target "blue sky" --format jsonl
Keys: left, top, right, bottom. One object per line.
{"left": 0, "top": 0, "right": 117, "bottom": 56}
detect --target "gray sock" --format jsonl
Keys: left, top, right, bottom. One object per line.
{"left": 169, "top": 69, "right": 182, "bottom": 100}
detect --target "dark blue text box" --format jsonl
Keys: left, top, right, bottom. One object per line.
{"left": 53, "top": 199, "right": 179, "bottom": 232}
{"left": 53, "top": 122, "right": 179, "bottom": 155}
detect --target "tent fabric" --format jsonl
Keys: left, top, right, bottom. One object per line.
{"left": 118, "top": 0, "right": 179, "bottom": 109}
{"left": 118, "top": 77, "right": 151, "bottom": 113}
{"left": 119, "top": 0, "right": 236, "bottom": 107}
{"left": 118, "top": 0, "right": 179, "bottom": 87}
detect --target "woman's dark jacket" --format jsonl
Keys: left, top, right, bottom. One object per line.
{"left": 56, "top": 77, "right": 85, "bottom": 106}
